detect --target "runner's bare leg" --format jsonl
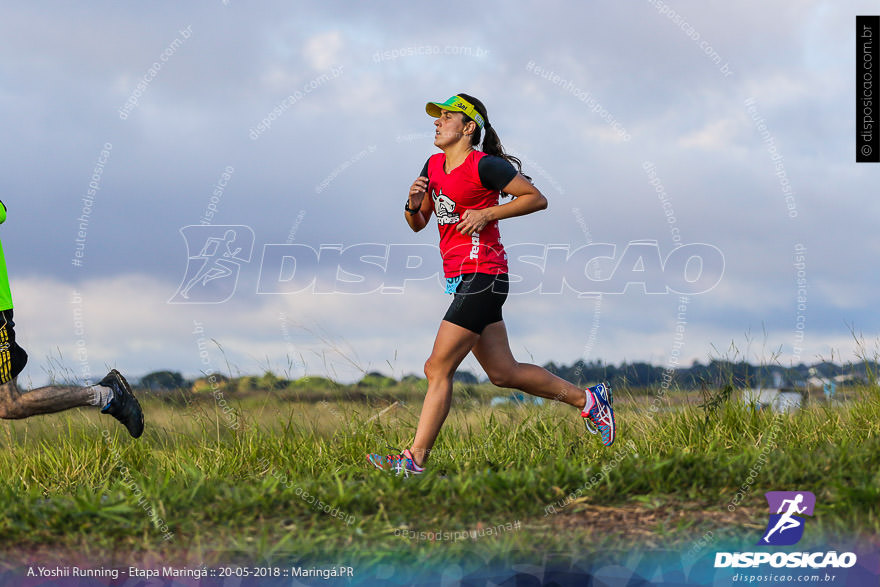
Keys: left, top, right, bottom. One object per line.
{"left": 0, "top": 378, "right": 94, "bottom": 419}
{"left": 472, "top": 321, "right": 587, "bottom": 408}
{"left": 410, "top": 320, "right": 479, "bottom": 466}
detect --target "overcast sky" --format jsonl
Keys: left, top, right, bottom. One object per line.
{"left": 2, "top": 1, "right": 877, "bottom": 386}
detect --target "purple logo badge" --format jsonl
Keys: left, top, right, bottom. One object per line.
{"left": 759, "top": 491, "right": 816, "bottom": 546}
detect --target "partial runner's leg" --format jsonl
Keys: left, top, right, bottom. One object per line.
{"left": 0, "top": 310, "right": 98, "bottom": 419}
{"left": 0, "top": 372, "right": 144, "bottom": 438}
{"left": 471, "top": 321, "right": 587, "bottom": 409}
{"left": 473, "top": 320, "right": 616, "bottom": 446}
{"left": 0, "top": 312, "right": 143, "bottom": 436}
{"left": 0, "top": 378, "right": 94, "bottom": 419}
{"left": 410, "top": 320, "right": 480, "bottom": 466}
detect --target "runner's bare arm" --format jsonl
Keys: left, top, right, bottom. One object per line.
{"left": 456, "top": 174, "right": 546, "bottom": 235}
{"left": 405, "top": 176, "right": 432, "bottom": 232}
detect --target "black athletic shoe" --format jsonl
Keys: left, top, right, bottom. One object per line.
{"left": 99, "top": 369, "right": 144, "bottom": 438}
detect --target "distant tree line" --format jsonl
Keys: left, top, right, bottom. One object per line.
{"left": 542, "top": 359, "right": 877, "bottom": 389}
{"left": 135, "top": 359, "right": 878, "bottom": 392}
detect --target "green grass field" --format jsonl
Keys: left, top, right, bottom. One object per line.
{"left": 0, "top": 382, "right": 878, "bottom": 571}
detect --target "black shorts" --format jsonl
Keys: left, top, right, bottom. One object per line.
{"left": 0, "top": 309, "right": 28, "bottom": 384}
{"left": 442, "top": 273, "right": 509, "bottom": 334}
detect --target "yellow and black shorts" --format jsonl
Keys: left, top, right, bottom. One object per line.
{"left": 0, "top": 309, "right": 28, "bottom": 384}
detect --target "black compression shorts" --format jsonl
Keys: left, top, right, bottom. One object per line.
{"left": 442, "top": 273, "right": 509, "bottom": 334}
{"left": 0, "top": 309, "right": 28, "bottom": 384}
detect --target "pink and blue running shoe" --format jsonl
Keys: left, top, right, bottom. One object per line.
{"left": 367, "top": 448, "right": 424, "bottom": 477}
{"left": 582, "top": 383, "right": 615, "bottom": 446}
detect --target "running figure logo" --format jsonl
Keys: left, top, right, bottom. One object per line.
{"left": 759, "top": 491, "right": 816, "bottom": 546}
{"left": 169, "top": 225, "right": 254, "bottom": 304}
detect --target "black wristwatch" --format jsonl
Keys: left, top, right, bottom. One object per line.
{"left": 404, "top": 201, "right": 420, "bottom": 214}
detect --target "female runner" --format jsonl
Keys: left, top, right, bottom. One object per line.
{"left": 368, "top": 94, "right": 615, "bottom": 475}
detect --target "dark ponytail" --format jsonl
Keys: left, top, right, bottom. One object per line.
{"left": 457, "top": 93, "right": 528, "bottom": 195}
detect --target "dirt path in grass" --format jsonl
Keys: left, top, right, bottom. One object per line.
{"left": 538, "top": 502, "right": 762, "bottom": 547}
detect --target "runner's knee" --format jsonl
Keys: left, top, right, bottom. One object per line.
{"left": 423, "top": 356, "right": 455, "bottom": 382}
{"left": 486, "top": 363, "right": 519, "bottom": 388}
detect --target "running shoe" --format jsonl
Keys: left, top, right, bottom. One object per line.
{"left": 367, "top": 448, "right": 424, "bottom": 477}
{"left": 99, "top": 369, "right": 145, "bottom": 438}
{"left": 366, "top": 451, "right": 398, "bottom": 470}
{"left": 581, "top": 383, "right": 615, "bottom": 446}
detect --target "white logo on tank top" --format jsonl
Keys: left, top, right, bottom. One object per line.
{"left": 432, "top": 189, "right": 460, "bottom": 225}
{"left": 469, "top": 231, "right": 480, "bottom": 259}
